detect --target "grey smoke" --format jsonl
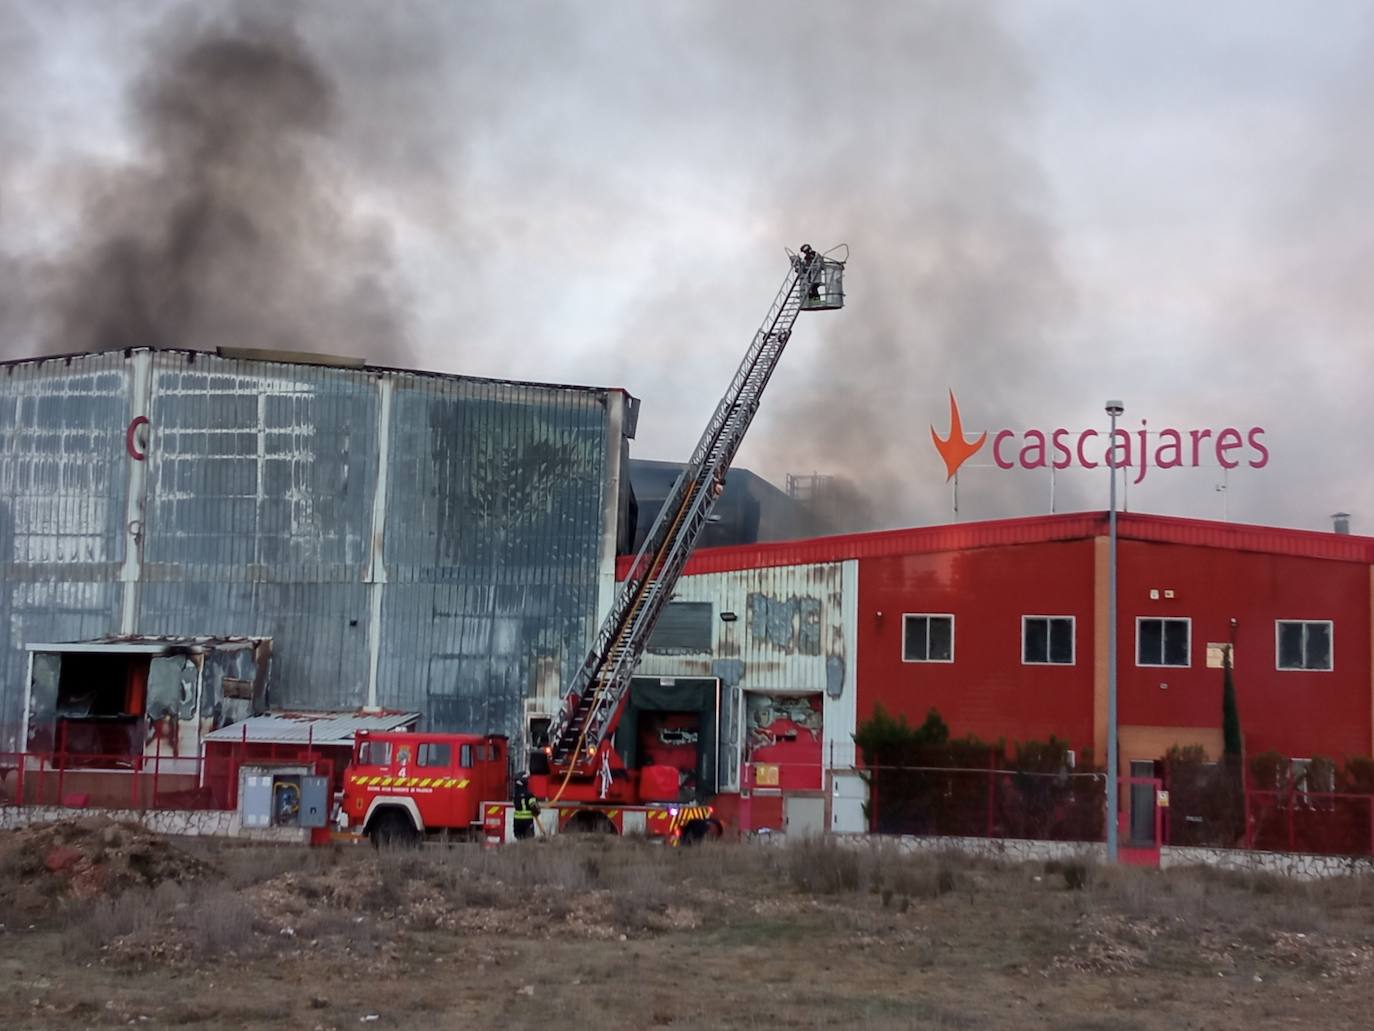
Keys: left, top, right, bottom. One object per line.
{"left": 1141, "top": 22, "right": 1374, "bottom": 534}
{"left": 590, "top": 2, "right": 1074, "bottom": 532}
{"left": 754, "top": 3, "right": 1072, "bottom": 530}
{"left": 5, "top": 3, "right": 1371, "bottom": 534}
{"left": 3, "top": 4, "right": 411, "bottom": 362}
{"left": 0, "top": 5, "right": 39, "bottom": 349}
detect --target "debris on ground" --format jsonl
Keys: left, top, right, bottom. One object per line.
{"left": 0, "top": 816, "right": 213, "bottom": 912}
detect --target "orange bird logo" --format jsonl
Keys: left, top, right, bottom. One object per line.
{"left": 930, "top": 390, "right": 986, "bottom": 481}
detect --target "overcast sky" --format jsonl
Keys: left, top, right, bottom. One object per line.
{"left": 2, "top": 1, "right": 1371, "bottom": 533}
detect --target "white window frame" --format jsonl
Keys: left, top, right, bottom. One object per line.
{"left": 902, "top": 613, "right": 955, "bottom": 664}
{"left": 1021, "top": 615, "right": 1076, "bottom": 666}
{"left": 1135, "top": 616, "right": 1192, "bottom": 668}
{"left": 1274, "top": 619, "right": 1334, "bottom": 672}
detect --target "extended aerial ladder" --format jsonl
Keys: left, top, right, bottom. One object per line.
{"left": 543, "top": 243, "right": 847, "bottom": 802}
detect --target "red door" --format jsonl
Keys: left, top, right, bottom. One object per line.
{"left": 1119, "top": 763, "right": 1163, "bottom": 867}
{"left": 416, "top": 740, "right": 457, "bottom": 826}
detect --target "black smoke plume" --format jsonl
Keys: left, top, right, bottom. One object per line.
{"left": 6, "top": 6, "right": 409, "bottom": 362}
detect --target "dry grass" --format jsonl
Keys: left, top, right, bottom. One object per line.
{"left": 61, "top": 879, "right": 263, "bottom": 958}
{"left": 781, "top": 837, "right": 965, "bottom": 903}
{"left": 1048, "top": 856, "right": 1374, "bottom": 949}
{"left": 213, "top": 841, "right": 336, "bottom": 889}
{"left": 4, "top": 826, "right": 1374, "bottom": 1029}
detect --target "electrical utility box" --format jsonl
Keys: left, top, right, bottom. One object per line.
{"left": 241, "top": 772, "right": 330, "bottom": 829}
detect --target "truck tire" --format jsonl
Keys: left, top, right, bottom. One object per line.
{"left": 369, "top": 809, "right": 420, "bottom": 849}
{"left": 679, "top": 817, "right": 723, "bottom": 846}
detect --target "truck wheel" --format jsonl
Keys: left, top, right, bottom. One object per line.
{"left": 678, "top": 818, "right": 722, "bottom": 846}
{"left": 678, "top": 819, "right": 712, "bottom": 846}
{"left": 370, "top": 810, "right": 420, "bottom": 849}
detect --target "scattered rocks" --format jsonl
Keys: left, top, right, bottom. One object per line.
{"left": 1047, "top": 914, "right": 1153, "bottom": 975}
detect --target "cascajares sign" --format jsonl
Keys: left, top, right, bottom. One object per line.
{"left": 931, "top": 391, "right": 1268, "bottom": 485}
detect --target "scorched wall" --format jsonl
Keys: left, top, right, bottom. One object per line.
{"left": 0, "top": 348, "right": 634, "bottom": 750}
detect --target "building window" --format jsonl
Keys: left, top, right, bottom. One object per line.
{"left": 1136, "top": 617, "right": 1190, "bottom": 667}
{"left": 1276, "top": 621, "right": 1332, "bottom": 671}
{"left": 1023, "top": 616, "right": 1074, "bottom": 665}
{"left": 647, "top": 602, "right": 714, "bottom": 654}
{"left": 903, "top": 614, "right": 954, "bottom": 663}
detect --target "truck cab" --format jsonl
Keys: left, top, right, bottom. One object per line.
{"left": 343, "top": 730, "right": 508, "bottom": 844}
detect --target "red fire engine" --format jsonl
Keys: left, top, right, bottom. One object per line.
{"left": 341, "top": 729, "right": 718, "bottom": 845}
{"left": 340, "top": 244, "right": 847, "bottom": 845}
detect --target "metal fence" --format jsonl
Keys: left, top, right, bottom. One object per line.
{"left": 1243, "top": 790, "right": 1374, "bottom": 856}
{"left": 858, "top": 759, "right": 1374, "bottom": 858}
{"left": 0, "top": 745, "right": 334, "bottom": 813}
{"left": 863, "top": 764, "right": 1107, "bottom": 842}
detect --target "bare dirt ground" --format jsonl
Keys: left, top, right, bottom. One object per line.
{"left": 2, "top": 818, "right": 1373, "bottom": 1029}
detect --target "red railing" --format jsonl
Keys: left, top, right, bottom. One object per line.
{"left": 1244, "top": 789, "right": 1374, "bottom": 857}
{"left": 851, "top": 758, "right": 1374, "bottom": 858}
{"left": 858, "top": 763, "right": 1108, "bottom": 841}
{"left": 0, "top": 744, "right": 334, "bottom": 813}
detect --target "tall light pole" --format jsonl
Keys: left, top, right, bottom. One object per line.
{"left": 1105, "top": 399, "right": 1124, "bottom": 862}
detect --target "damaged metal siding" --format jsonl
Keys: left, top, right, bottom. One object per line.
{"left": 0, "top": 349, "right": 626, "bottom": 749}
{"left": 631, "top": 560, "right": 858, "bottom": 790}
{"left": 376, "top": 374, "right": 609, "bottom": 739}
{"left": 0, "top": 354, "right": 129, "bottom": 744}
{"left": 136, "top": 353, "right": 380, "bottom": 712}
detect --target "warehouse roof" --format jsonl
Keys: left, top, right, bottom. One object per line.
{"left": 203, "top": 710, "right": 420, "bottom": 748}
{"left": 618, "top": 511, "right": 1374, "bottom": 577}
{"left": 0, "top": 344, "right": 639, "bottom": 405}
{"left": 25, "top": 635, "right": 270, "bottom": 654}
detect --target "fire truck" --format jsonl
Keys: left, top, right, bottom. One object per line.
{"left": 341, "top": 728, "right": 719, "bottom": 845}
{"left": 341, "top": 243, "right": 847, "bottom": 845}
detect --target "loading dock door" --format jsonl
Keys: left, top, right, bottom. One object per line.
{"left": 616, "top": 677, "right": 720, "bottom": 801}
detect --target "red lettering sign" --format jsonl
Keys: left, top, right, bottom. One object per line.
{"left": 125, "top": 416, "right": 150, "bottom": 461}
{"left": 928, "top": 390, "right": 1271, "bottom": 486}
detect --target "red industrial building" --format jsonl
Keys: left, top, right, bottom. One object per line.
{"left": 627, "top": 511, "right": 1374, "bottom": 834}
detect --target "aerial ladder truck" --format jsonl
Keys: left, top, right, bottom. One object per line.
{"left": 341, "top": 244, "right": 846, "bottom": 846}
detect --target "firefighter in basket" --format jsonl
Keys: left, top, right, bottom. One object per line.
{"left": 513, "top": 776, "right": 540, "bottom": 841}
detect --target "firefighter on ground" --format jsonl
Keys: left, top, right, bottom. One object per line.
{"left": 513, "top": 776, "right": 540, "bottom": 841}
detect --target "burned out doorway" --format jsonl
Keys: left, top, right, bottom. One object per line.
{"left": 615, "top": 677, "right": 719, "bottom": 801}
{"left": 744, "top": 692, "right": 823, "bottom": 791}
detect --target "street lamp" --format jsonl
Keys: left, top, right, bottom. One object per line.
{"left": 1105, "top": 399, "right": 1124, "bottom": 862}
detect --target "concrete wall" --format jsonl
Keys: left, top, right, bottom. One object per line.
{"left": 0, "top": 804, "right": 307, "bottom": 842}
{"left": 838, "top": 834, "right": 1374, "bottom": 880}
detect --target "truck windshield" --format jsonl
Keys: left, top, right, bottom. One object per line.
{"left": 356, "top": 741, "right": 392, "bottom": 767}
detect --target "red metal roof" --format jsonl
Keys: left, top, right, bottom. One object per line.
{"left": 615, "top": 510, "right": 1374, "bottom": 579}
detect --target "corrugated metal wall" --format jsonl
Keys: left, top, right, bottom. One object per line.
{"left": 137, "top": 353, "right": 380, "bottom": 712}
{"left": 0, "top": 349, "right": 624, "bottom": 749}
{"left": 0, "top": 354, "right": 130, "bottom": 742}
{"left": 631, "top": 560, "right": 859, "bottom": 788}
{"left": 375, "top": 374, "right": 611, "bottom": 737}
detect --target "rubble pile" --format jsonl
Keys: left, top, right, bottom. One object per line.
{"left": 0, "top": 816, "right": 211, "bottom": 912}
